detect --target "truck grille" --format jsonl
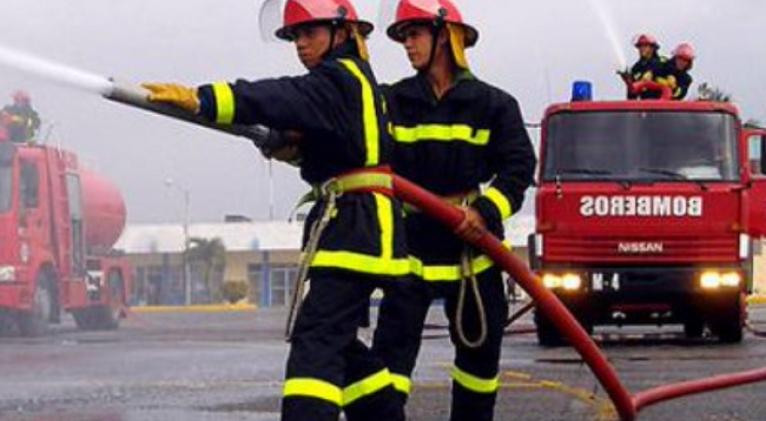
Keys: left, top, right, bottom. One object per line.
{"left": 545, "top": 236, "right": 738, "bottom": 264}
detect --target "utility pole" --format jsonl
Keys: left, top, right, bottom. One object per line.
{"left": 166, "top": 178, "right": 192, "bottom": 306}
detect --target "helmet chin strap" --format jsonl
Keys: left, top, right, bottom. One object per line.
{"left": 321, "top": 22, "right": 339, "bottom": 60}
{"left": 422, "top": 9, "right": 448, "bottom": 74}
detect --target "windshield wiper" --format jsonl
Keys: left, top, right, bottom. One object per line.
{"left": 638, "top": 167, "right": 688, "bottom": 180}
{"left": 557, "top": 168, "right": 613, "bottom": 176}
{"left": 638, "top": 167, "right": 708, "bottom": 191}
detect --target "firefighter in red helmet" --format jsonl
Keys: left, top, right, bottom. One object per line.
{"left": 142, "top": 1, "right": 407, "bottom": 420}
{"left": 622, "top": 34, "right": 666, "bottom": 99}
{"left": 370, "top": 1, "right": 536, "bottom": 420}
{"left": 654, "top": 43, "right": 696, "bottom": 100}
{"left": 2, "top": 90, "right": 41, "bottom": 143}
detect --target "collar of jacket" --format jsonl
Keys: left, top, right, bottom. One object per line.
{"left": 397, "top": 70, "right": 480, "bottom": 104}
{"left": 323, "top": 40, "right": 361, "bottom": 62}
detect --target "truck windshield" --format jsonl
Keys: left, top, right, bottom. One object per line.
{"left": 543, "top": 112, "right": 740, "bottom": 182}
{"left": 0, "top": 143, "right": 14, "bottom": 213}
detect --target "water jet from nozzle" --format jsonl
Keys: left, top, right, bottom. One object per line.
{"left": 584, "top": 0, "right": 627, "bottom": 70}
{"left": 0, "top": 43, "right": 267, "bottom": 143}
{"left": 0, "top": 44, "right": 113, "bottom": 95}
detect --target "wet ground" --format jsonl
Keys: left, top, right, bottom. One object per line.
{"left": 1, "top": 305, "right": 766, "bottom": 420}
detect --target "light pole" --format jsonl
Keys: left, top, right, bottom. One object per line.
{"left": 165, "top": 178, "right": 192, "bottom": 306}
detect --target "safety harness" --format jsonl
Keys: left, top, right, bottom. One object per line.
{"left": 285, "top": 166, "right": 395, "bottom": 340}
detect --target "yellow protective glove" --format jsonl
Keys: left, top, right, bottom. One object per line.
{"left": 142, "top": 83, "right": 200, "bottom": 114}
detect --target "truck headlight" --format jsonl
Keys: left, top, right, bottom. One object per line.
{"left": 700, "top": 271, "right": 741, "bottom": 289}
{"left": 562, "top": 273, "right": 583, "bottom": 290}
{"left": 0, "top": 265, "right": 16, "bottom": 282}
{"left": 721, "top": 272, "right": 741, "bottom": 287}
{"left": 542, "top": 273, "right": 582, "bottom": 291}
{"left": 542, "top": 273, "right": 562, "bottom": 289}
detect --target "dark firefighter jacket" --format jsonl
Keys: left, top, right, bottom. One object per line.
{"left": 628, "top": 54, "right": 666, "bottom": 100}
{"left": 2, "top": 105, "right": 41, "bottom": 143}
{"left": 196, "top": 42, "right": 408, "bottom": 278}
{"left": 654, "top": 58, "right": 693, "bottom": 100}
{"left": 384, "top": 72, "right": 536, "bottom": 282}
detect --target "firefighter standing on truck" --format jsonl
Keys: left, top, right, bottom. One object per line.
{"left": 621, "top": 34, "right": 666, "bottom": 99}
{"left": 654, "top": 43, "right": 695, "bottom": 100}
{"left": 369, "top": 1, "right": 536, "bottom": 420}
{"left": 2, "top": 91, "right": 41, "bottom": 143}
{"left": 142, "top": 1, "right": 409, "bottom": 420}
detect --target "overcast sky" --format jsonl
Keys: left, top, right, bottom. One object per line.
{"left": 1, "top": 0, "right": 764, "bottom": 224}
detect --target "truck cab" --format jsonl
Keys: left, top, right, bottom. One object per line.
{"left": 0, "top": 141, "right": 130, "bottom": 336}
{"left": 531, "top": 99, "right": 766, "bottom": 345}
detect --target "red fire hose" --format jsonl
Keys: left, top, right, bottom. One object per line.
{"left": 392, "top": 175, "right": 766, "bottom": 421}
{"left": 630, "top": 80, "right": 673, "bottom": 101}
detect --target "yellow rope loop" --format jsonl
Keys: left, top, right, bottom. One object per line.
{"left": 455, "top": 246, "right": 488, "bottom": 349}
{"left": 285, "top": 190, "right": 338, "bottom": 340}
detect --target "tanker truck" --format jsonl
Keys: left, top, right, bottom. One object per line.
{"left": 530, "top": 83, "right": 766, "bottom": 345}
{"left": 0, "top": 139, "right": 131, "bottom": 336}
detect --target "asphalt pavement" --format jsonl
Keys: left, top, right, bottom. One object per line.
{"left": 1, "top": 305, "right": 766, "bottom": 420}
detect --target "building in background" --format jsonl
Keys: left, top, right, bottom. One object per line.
{"left": 116, "top": 220, "right": 302, "bottom": 307}
{"left": 115, "top": 216, "right": 536, "bottom": 308}
{"left": 117, "top": 215, "right": 766, "bottom": 306}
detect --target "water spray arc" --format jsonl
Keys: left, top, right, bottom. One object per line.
{"left": 0, "top": 44, "right": 265, "bottom": 144}
{"left": 584, "top": 0, "right": 628, "bottom": 70}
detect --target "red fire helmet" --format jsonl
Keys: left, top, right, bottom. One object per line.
{"left": 633, "top": 33, "right": 659, "bottom": 49}
{"left": 672, "top": 43, "right": 696, "bottom": 61}
{"left": 275, "top": 0, "right": 374, "bottom": 41}
{"left": 387, "top": 0, "right": 479, "bottom": 47}
{"left": 12, "top": 90, "right": 30, "bottom": 105}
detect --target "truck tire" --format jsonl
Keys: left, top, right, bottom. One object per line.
{"left": 73, "top": 306, "right": 119, "bottom": 331}
{"left": 712, "top": 295, "right": 744, "bottom": 344}
{"left": 18, "top": 273, "right": 54, "bottom": 337}
{"left": 535, "top": 310, "right": 593, "bottom": 347}
{"left": 73, "top": 270, "right": 123, "bottom": 331}
{"left": 683, "top": 319, "right": 705, "bottom": 339}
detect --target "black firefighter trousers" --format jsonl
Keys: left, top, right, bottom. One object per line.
{"left": 371, "top": 267, "right": 508, "bottom": 421}
{"left": 281, "top": 272, "right": 405, "bottom": 421}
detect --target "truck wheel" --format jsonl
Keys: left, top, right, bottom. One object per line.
{"left": 535, "top": 312, "right": 565, "bottom": 347}
{"left": 73, "top": 270, "right": 123, "bottom": 331}
{"left": 712, "top": 295, "right": 744, "bottom": 344}
{"left": 73, "top": 306, "right": 119, "bottom": 331}
{"left": 683, "top": 320, "right": 705, "bottom": 339}
{"left": 18, "top": 273, "right": 54, "bottom": 337}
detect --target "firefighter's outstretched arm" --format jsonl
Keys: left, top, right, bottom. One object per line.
{"left": 470, "top": 94, "right": 536, "bottom": 227}
{"left": 195, "top": 69, "right": 346, "bottom": 134}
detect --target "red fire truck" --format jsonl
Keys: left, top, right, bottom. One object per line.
{"left": 530, "top": 94, "right": 766, "bottom": 345}
{"left": 0, "top": 140, "right": 130, "bottom": 336}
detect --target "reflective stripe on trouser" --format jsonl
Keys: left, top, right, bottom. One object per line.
{"left": 342, "top": 351, "right": 404, "bottom": 421}
{"left": 281, "top": 273, "right": 404, "bottom": 421}
{"left": 372, "top": 267, "right": 508, "bottom": 421}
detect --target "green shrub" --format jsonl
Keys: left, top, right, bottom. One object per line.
{"left": 221, "top": 281, "right": 249, "bottom": 304}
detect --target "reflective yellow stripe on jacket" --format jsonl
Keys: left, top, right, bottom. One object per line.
{"left": 310, "top": 193, "right": 410, "bottom": 276}
{"left": 409, "top": 241, "right": 512, "bottom": 282}
{"left": 338, "top": 59, "right": 379, "bottom": 166}
{"left": 211, "top": 81, "right": 235, "bottom": 124}
{"left": 392, "top": 124, "right": 491, "bottom": 146}
{"left": 284, "top": 378, "right": 343, "bottom": 405}
{"left": 451, "top": 366, "right": 500, "bottom": 394}
{"left": 483, "top": 186, "right": 513, "bottom": 220}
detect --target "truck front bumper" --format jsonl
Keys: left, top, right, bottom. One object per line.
{"left": 540, "top": 265, "right": 744, "bottom": 325}
{"left": 0, "top": 283, "right": 33, "bottom": 311}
